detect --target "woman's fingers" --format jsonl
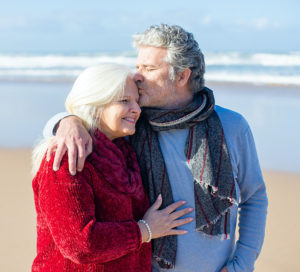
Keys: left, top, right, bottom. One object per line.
{"left": 166, "top": 229, "right": 188, "bottom": 236}
{"left": 162, "top": 200, "right": 187, "bottom": 214}
{"left": 160, "top": 217, "right": 193, "bottom": 237}
{"left": 149, "top": 194, "right": 163, "bottom": 211}
{"left": 143, "top": 197, "right": 195, "bottom": 240}
{"left": 170, "top": 217, "right": 194, "bottom": 229}
{"left": 169, "top": 207, "right": 194, "bottom": 221}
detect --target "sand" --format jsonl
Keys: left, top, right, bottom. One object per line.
{"left": 0, "top": 148, "right": 299, "bottom": 271}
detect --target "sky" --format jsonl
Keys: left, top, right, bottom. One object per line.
{"left": 1, "top": 0, "right": 300, "bottom": 53}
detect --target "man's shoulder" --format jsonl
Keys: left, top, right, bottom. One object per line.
{"left": 214, "top": 105, "right": 244, "bottom": 120}
{"left": 214, "top": 105, "right": 250, "bottom": 134}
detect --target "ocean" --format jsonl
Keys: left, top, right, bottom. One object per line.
{"left": 1, "top": 51, "right": 300, "bottom": 85}
{"left": 1, "top": 51, "right": 299, "bottom": 173}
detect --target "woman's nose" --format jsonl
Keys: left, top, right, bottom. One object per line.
{"left": 132, "top": 102, "right": 141, "bottom": 115}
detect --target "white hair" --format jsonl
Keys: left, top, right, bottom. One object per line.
{"left": 133, "top": 24, "right": 205, "bottom": 93}
{"left": 32, "top": 63, "right": 132, "bottom": 175}
{"left": 65, "top": 64, "right": 132, "bottom": 130}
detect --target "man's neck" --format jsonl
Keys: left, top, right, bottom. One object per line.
{"left": 162, "top": 91, "right": 193, "bottom": 110}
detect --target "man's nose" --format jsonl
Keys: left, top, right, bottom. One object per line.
{"left": 133, "top": 72, "right": 144, "bottom": 83}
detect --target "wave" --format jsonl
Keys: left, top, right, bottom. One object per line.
{"left": 205, "top": 52, "right": 300, "bottom": 67}
{"left": 205, "top": 71, "right": 300, "bottom": 86}
{"left": 1, "top": 51, "right": 300, "bottom": 69}
{"left": 0, "top": 54, "right": 137, "bottom": 69}
{"left": 0, "top": 52, "right": 300, "bottom": 86}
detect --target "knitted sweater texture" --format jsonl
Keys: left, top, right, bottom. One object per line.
{"left": 32, "top": 130, "right": 151, "bottom": 272}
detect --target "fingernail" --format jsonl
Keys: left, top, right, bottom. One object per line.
{"left": 53, "top": 167, "right": 58, "bottom": 171}
{"left": 182, "top": 201, "right": 187, "bottom": 204}
{"left": 183, "top": 230, "right": 188, "bottom": 234}
{"left": 188, "top": 208, "right": 193, "bottom": 211}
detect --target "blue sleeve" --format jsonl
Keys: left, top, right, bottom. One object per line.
{"left": 227, "top": 126, "right": 268, "bottom": 272}
{"left": 43, "top": 112, "right": 72, "bottom": 138}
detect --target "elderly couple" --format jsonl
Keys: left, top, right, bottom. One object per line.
{"left": 32, "top": 24, "right": 268, "bottom": 272}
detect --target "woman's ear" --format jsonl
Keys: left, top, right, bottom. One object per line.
{"left": 176, "top": 68, "right": 191, "bottom": 87}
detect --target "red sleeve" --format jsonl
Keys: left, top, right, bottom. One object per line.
{"left": 38, "top": 156, "right": 142, "bottom": 265}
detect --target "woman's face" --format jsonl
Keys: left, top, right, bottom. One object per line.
{"left": 100, "top": 77, "right": 141, "bottom": 140}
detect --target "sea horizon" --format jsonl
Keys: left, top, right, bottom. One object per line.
{"left": 1, "top": 50, "right": 300, "bottom": 86}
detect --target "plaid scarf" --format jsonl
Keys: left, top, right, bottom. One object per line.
{"left": 131, "top": 87, "right": 237, "bottom": 269}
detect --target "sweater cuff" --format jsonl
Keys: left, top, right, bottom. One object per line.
{"left": 117, "top": 220, "right": 143, "bottom": 252}
{"left": 226, "top": 243, "right": 258, "bottom": 272}
{"left": 133, "top": 220, "right": 143, "bottom": 250}
{"left": 43, "top": 112, "right": 72, "bottom": 138}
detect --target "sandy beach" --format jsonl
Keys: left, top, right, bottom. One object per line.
{"left": 0, "top": 148, "right": 299, "bottom": 271}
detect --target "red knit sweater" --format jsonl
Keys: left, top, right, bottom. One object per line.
{"left": 32, "top": 130, "right": 151, "bottom": 271}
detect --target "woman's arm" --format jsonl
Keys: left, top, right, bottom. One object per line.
{"left": 38, "top": 156, "right": 142, "bottom": 265}
{"left": 38, "top": 155, "right": 194, "bottom": 265}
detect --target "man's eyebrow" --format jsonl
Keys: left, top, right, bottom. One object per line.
{"left": 136, "top": 63, "right": 158, "bottom": 68}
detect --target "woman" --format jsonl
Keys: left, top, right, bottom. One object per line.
{"left": 31, "top": 64, "right": 193, "bottom": 271}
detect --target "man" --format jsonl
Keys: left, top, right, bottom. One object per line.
{"left": 44, "top": 24, "right": 268, "bottom": 272}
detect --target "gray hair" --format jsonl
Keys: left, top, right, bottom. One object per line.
{"left": 132, "top": 24, "right": 205, "bottom": 93}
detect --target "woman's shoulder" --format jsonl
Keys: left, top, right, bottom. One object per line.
{"left": 34, "top": 152, "right": 96, "bottom": 188}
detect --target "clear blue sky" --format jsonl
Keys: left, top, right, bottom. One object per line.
{"left": 1, "top": 0, "right": 299, "bottom": 53}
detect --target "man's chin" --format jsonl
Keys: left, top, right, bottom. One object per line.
{"left": 139, "top": 96, "right": 158, "bottom": 108}
{"left": 138, "top": 99, "right": 148, "bottom": 108}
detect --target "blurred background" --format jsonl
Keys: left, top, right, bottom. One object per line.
{"left": 0, "top": 0, "right": 299, "bottom": 271}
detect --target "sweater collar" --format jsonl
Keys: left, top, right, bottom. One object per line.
{"left": 88, "top": 129, "right": 144, "bottom": 198}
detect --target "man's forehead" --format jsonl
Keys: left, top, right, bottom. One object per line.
{"left": 136, "top": 46, "right": 168, "bottom": 65}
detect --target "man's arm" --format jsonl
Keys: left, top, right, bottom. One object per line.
{"left": 226, "top": 126, "right": 268, "bottom": 272}
{"left": 43, "top": 113, "right": 92, "bottom": 175}
{"left": 43, "top": 112, "right": 72, "bottom": 138}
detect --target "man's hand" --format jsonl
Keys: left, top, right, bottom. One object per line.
{"left": 220, "top": 267, "right": 229, "bottom": 272}
{"left": 46, "top": 116, "right": 92, "bottom": 175}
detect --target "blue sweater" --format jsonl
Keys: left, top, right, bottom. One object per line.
{"left": 44, "top": 105, "right": 268, "bottom": 272}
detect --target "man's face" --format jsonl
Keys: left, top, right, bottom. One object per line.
{"left": 134, "top": 46, "right": 176, "bottom": 108}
